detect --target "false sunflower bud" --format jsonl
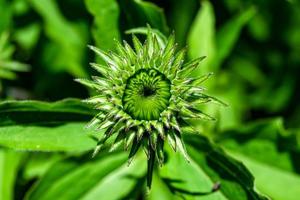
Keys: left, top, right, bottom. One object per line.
{"left": 76, "top": 28, "right": 224, "bottom": 187}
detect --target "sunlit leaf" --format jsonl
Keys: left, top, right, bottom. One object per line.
{"left": 85, "top": 0, "right": 121, "bottom": 51}
{"left": 187, "top": 0, "right": 216, "bottom": 74}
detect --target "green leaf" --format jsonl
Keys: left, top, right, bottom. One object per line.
{"left": 229, "top": 151, "right": 300, "bottom": 200}
{"left": 80, "top": 153, "right": 146, "bottom": 200}
{"left": 217, "top": 118, "right": 300, "bottom": 200}
{"left": 153, "top": 134, "right": 268, "bottom": 200}
{"left": 147, "top": 171, "right": 174, "bottom": 200}
{"left": 215, "top": 6, "right": 256, "bottom": 67}
{"left": 187, "top": 0, "right": 216, "bottom": 74}
{"left": 0, "top": 68, "right": 16, "bottom": 80}
{"left": 0, "top": 0, "right": 12, "bottom": 34}
{"left": 0, "top": 60, "right": 30, "bottom": 72}
{"left": 0, "top": 123, "right": 97, "bottom": 152}
{"left": 29, "top": 0, "right": 88, "bottom": 77}
{"left": 26, "top": 152, "right": 146, "bottom": 200}
{"left": 0, "top": 149, "right": 24, "bottom": 200}
{"left": 166, "top": 0, "right": 199, "bottom": 46}
{"left": 132, "top": 0, "right": 169, "bottom": 34}
{"left": 0, "top": 95, "right": 101, "bottom": 153}
{"left": 119, "top": 0, "right": 169, "bottom": 34}
{"left": 13, "top": 23, "right": 41, "bottom": 52}
{"left": 84, "top": 0, "right": 121, "bottom": 51}
{"left": 23, "top": 153, "right": 63, "bottom": 180}
{"left": 0, "top": 98, "right": 95, "bottom": 126}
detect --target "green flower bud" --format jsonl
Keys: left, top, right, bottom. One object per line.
{"left": 76, "top": 28, "right": 225, "bottom": 188}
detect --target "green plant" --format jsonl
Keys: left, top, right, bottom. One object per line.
{"left": 76, "top": 28, "right": 226, "bottom": 187}
{"left": 0, "top": 0, "right": 300, "bottom": 199}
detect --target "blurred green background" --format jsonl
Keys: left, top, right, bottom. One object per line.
{"left": 0, "top": 0, "right": 300, "bottom": 199}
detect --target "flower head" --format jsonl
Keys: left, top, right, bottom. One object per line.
{"left": 77, "top": 28, "right": 224, "bottom": 187}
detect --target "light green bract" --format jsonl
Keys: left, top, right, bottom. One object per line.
{"left": 77, "top": 28, "right": 224, "bottom": 187}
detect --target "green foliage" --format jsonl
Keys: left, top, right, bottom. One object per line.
{"left": 0, "top": 0, "right": 299, "bottom": 199}
{"left": 217, "top": 118, "right": 300, "bottom": 200}
{"left": 85, "top": 0, "right": 121, "bottom": 51}
{"left": 29, "top": 0, "right": 88, "bottom": 77}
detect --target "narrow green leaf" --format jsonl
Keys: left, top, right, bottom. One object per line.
{"left": 215, "top": 6, "right": 256, "bottom": 67}
{"left": 187, "top": 0, "right": 216, "bottom": 74}
{"left": 0, "top": 150, "right": 24, "bottom": 200}
{"left": 85, "top": 0, "right": 121, "bottom": 51}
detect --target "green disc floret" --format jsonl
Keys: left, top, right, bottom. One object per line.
{"left": 122, "top": 69, "right": 171, "bottom": 120}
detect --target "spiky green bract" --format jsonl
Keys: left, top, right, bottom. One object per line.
{"left": 77, "top": 28, "right": 225, "bottom": 188}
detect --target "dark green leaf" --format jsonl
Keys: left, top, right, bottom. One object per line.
{"left": 0, "top": 98, "right": 95, "bottom": 126}
{"left": 215, "top": 6, "right": 256, "bottom": 67}
{"left": 26, "top": 152, "right": 146, "bottom": 200}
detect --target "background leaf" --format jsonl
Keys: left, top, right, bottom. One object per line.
{"left": 146, "top": 134, "right": 268, "bottom": 200}
{"left": 217, "top": 118, "right": 300, "bottom": 200}
{"left": 26, "top": 152, "right": 146, "bottom": 200}
{"left": 85, "top": 0, "right": 121, "bottom": 51}
{"left": 29, "top": 0, "right": 88, "bottom": 77}
{"left": 0, "top": 98, "right": 95, "bottom": 126}
{"left": 187, "top": 0, "right": 216, "bottom": 74}
{"left": 0, "top": 123, "right": 96, "bottom": 152}
{"left": 0, "top": 149, "right": 24, "bottom": 200}
{"left": 215, "top": 6, "right": 256, "bottom": 67}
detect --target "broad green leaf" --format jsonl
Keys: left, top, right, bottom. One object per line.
{"left": 81, "top": 153, "right": 146, "bottom": 200}
{"left": 85, "top": 0, "right": 121, "bottom": 51}
{"left": 25, "top": 152, "right": 145, "bottom": 200}
{"left": 215, "top": 6, "right": 256, "bottom": 67}
{"left": 0, "top": 123, "right": 97, "bottom": 152}
{"left": 229, "top": 151, "right": 300, "bottom": 200}
{"left": 0, "top": 149, "right": 24, "bottom": 200}
{"left": 29, "top": 0, "right": 88, "bottom": 77}
{"left": 217, "top": 118, "right": 294, "bottom": 171}
{"left": 23, "top": 153, "right": 63, "bottom": 180}
{"left": 147, "top": 172, "right": 174, "bottom": 200}
{"left": 187, "top": 0, "right": 216, "bottom": 74}
{"left": 218, "top": 118, "right": 300, "bottom": 200}
{"left": 154, "top": 134, "right": 268, "bottom": 200}
{"left": 0, "top": 98, "right": 95, "bottom": 126}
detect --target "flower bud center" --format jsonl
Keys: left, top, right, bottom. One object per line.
{"left": 122, "top": 69, "right": 171, "bottom": 120}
